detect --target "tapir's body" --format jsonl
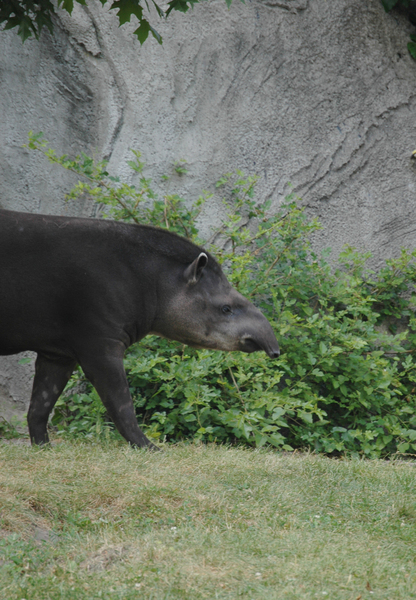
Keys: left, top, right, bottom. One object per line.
{"left": 0, "top": 209, "right": 279, "bottom": 449}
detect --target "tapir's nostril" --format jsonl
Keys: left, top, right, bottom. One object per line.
{"left": 269, "top": 349, "right": 280, "bottom": 359}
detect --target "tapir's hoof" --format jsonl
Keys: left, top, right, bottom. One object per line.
{"left": 132, "top": 440, "right": 161, "bottom": 452}
{"left": 30, "top": 439, "right": 51, "bottom": 448}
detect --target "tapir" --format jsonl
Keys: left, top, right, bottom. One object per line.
{"left": 0, "top": 209, "right": 280, "bottom": 449}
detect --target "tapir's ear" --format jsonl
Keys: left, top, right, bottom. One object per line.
{"left": 184, "top": 252, "right": 208, "bottom": 284}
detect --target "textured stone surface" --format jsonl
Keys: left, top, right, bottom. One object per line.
{"left": 0, "top": 353, "right": 34, "bottom": 425}
{"left": 1, "top": 0, "right": 416, "bottom": 418}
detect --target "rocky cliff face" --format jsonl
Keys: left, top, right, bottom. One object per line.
{"left": 1, "top": 0, "right": 416, "bottom": 421}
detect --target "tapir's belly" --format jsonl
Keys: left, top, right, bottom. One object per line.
{"left": 0, "top": 301, "right": 65, "bottom": 356}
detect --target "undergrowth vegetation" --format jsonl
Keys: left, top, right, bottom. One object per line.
{"left": 23, "top": 132, "right": 416, "bottom": 457}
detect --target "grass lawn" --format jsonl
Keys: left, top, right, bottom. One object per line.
{"left": 0, "top": 440, "right": 415, "bottom": 599}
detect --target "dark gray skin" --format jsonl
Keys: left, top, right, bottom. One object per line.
{"left": 0, "top": 209, "right": 280, "bottom": 450}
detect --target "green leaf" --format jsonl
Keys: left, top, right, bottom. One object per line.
{"left": 4, "top": 13, "right": 37, "bottom": 42}
{"left": 111, "top": 0, "right": 143, "bottom": 25}
{"left": 166, "top": 0, "right": 197, "bottom": 16}
{"left": 58, "top": 0, "right": 74, "bottom": 13}
{"left": 184, "top": 414, "right": 197, "bottom": 422}
{"left": 133, "top": 19, "right": 151, "bottom": 44}
{"left": 298, "top": 410, "right": 313, "bottom": 424}
{"left": 397, "top": 442, "right": 410, "bottom": 453}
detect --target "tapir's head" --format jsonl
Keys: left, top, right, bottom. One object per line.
{"left": 151, "top": 251, "right": 280, "bottom": 358}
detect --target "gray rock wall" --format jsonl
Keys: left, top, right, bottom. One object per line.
{"left": 1, "top": 0, "right": 416, "bottom": 422}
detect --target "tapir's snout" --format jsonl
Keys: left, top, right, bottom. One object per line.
{"left": 267, "top": 347, "right": 281, "bottom": 359}
{"left": 239, "top": 328, "right": 280, "bottom": 359}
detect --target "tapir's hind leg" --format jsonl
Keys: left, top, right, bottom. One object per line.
{"left": 77, "top": 346, "right": 159, "bottom": 451}
{"left": 28, "top": 354, "right": 76, "bottom": 446}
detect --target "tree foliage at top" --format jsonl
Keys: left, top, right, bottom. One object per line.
{"left": 2, "top": 0, "right": 416, "bottom": 61}
{"left": 0, "top": 0, "right": 236, "bottom": 45}
{"left": 2, "top": 0, "right": 416, "bottom": 53}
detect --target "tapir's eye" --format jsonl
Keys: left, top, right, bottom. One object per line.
{"left": 222, "top": 305, "right": 233, "bottom": 315}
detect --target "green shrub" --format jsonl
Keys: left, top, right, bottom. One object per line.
{"left": 27, "top": 132, "right": 416, "bottom": 457}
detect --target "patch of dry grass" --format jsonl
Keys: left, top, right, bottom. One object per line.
{"left": 0, "top": 440, "right": 415, "bottom": 599}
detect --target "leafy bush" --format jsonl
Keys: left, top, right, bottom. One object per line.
{"left": 27, "top": 132, "right": 416, "bottom": 457}
{"left": 0, "top": 417, "right": 23, "bottom": 440}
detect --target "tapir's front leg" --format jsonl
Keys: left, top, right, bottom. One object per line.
{"left": 77, "top": 344, "right": 159, "bottom": 451}
{"left": 28, "top": 354, "right": 77, "bottom": 445}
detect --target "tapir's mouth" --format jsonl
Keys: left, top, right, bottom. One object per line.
{"left": 240, "top": 336, "right": 280, "bottom": 358}
{"left": 241, "top": 338, "right": 263, "bottom": 353}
